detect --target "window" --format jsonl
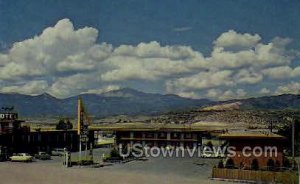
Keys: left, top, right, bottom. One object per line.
{"left": 171, "top": 133, "right": 179, "bottom": 139}
{"left": 158, "top": 132, "right": 166, "bottom": 139}
{"left": 145, "top": 133, "right": 154, "bottom": 138}
{"left": 185, "top": 133, "right": 192, "bottom": 139}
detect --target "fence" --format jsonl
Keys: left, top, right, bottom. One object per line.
{"left": 212, "top": 168, "right": 298, "bottom": 184}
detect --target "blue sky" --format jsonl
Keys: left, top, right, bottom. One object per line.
{"left": 1, "top": 0, "right": 300, "bottom": 53}
{"left": 0, "top": 0, "right": 299, "bottom": 99}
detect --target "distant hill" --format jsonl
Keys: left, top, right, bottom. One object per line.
{"left": 0, "top": 89, "right": 299, "bottom": 118}
{"left": 201, "top": 94, "right": 300, "bottom": 111}
{"left": 230, "top": 94, "right": 300, "bottom": 110}
{"left": 0, "top": 88, "right": 211, "bottom": 117}
{"left": 200, "top": 102, "right": 242, "bottom": 111}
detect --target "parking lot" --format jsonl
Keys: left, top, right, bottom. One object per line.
{"left": 0, "top": 148, "right": 233, "bottom": 184}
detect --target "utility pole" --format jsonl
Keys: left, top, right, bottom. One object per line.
{"left": 79, "top": 140, "right": 82, "bottom": 164}
{"left": 286, "top": 117, "right": 295, "bottom": 169}
{"left": 269, "top": 118, "right": 274, "bottom": 133}
{"left": 292, "top": 118, "right": 295, "bottom": 169}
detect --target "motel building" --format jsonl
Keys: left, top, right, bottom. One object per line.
{"left": 0, "top": 109, "right": 23, "bottom": 135}
{"left": 0, "top": 108, "right": 93, "bottom": 154}
{"left": 112, "top": 124, "right": 224, "bottom": 149}
{"left": 212, "top": 132, "right": 296, "bottom": 184}
{"left": 220, "top": 132, "right": 286, "bottom": 170}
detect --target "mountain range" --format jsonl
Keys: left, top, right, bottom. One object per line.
{"left": 0, "top": 88, "right": 299, "bottom": 118}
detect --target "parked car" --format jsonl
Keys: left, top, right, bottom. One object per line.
{"left": 0, "top": 148, "right": 10, "bottom": 161}
{"left": 0, "top": 154, "right": 9, "bottom": 162}
{"left": 34, "top": 152, "right": 51, "bottom": 160}
{"left": 9, "top": 153, "right": 33, "bottom": 162}
{"left": 51, "top": 148, "right": 66, "bottom": 156}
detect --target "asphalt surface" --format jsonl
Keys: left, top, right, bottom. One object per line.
{"left": 0, "top": 148, "right": 233, "bottom": 184}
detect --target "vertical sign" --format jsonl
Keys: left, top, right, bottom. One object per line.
{"left": 77, "top": 97, "right": 89, "bottom": 144}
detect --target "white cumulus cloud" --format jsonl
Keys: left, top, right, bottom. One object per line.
{"left": 263, "top": 66, "right": 300, "bottom": 79}
{"left": 0, "top": 18, "right": 111, "bottom": 79}
{"left": 259, "top": 88, "right": 271, "bottom": 95}
{"left": 0, "top": 19, "right": 298, "bottom": 99}
{"left": 83, "top": 85, "right": 121, "bottom": 94}
{"left": 275, "top": 82, "right": 300, "bottom": 95}
{"left": 0, "top": 80, "right": 48, "bottom": 95}
{"left": 166, "top": 70, "right": 235, "bottom": 92}
{"left": 214, "top": 30, "right": 261, "bottom": 49}
{"left": 205, "top": 88, "right": 247, "bottom": 101}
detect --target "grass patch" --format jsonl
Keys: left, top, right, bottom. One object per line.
{"left": 70, "top": 155, "right": 94, "bottom": 166}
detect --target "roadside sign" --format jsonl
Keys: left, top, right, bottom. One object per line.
{"left": 77, "top": 97, "right": 89, "bottom": 144}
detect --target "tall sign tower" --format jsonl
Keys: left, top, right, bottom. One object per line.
{"left": 77, "top": 97, "right": 89, "bottom": 162}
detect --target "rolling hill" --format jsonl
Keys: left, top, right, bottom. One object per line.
{"left": 0, "top": 88, "right": 211, "bottom": 117}
{"left": 0, "top": 88, "right": 299, "bottom": 117}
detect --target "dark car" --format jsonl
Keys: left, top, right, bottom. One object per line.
{"left": 0, "top": 154, "right": 9, "bottom": 161}
{"left": 34, "top": 152, "right": 51, "bottom": 160}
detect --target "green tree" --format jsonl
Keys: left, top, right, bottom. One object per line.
{"left": 56, "top": 118, "right": 73, "bottom": 130}
{"left": 278, "top": 118, "right": 300, "bottom": 156}
{"left": 66, "top": 119, "right": 73, "bottom": 129}
{"left": 56, "top": 119, "right": 66, "bottom": 130}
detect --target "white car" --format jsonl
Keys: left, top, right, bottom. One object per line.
{"left": 51, "top": 148, "right": 66, "bottom": 156}
{"left": 10, "top": 153, "right": 33, "bottom": 162}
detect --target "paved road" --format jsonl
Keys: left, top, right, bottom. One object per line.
{"left": 0, "top": 149, "right": 233, "bottom": 184}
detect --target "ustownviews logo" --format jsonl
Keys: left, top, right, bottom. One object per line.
{"left": 118, "top": 143, "right": 278, "bottom": 158}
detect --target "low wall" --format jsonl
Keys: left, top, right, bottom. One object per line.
{"left": 212, "top": 168, "right": 298, "bottom": 184}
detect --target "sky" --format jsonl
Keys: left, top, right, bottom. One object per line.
{"left": 0, "top": 0, "right": 299, "bottom": 100}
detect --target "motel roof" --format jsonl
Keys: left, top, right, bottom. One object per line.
{"left": 219, "top": 132, "right": 286, "bottom": 140}
{"left": 89, "top": 122, "right": 227, "bottom": 132}
{"left": 30, "top": 122, "right": 228, "bottom": 133}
